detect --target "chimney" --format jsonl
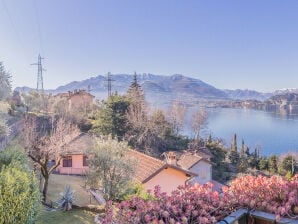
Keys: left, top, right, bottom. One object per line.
{"left": 166, "top": 151, "right": 177, "bottom": 165}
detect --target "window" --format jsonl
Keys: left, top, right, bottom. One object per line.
{"left": 83, "top": 155, "right": 88, "bottom": 167}
{"left": 63, "top": 156, "right": 72, "bottom": 167}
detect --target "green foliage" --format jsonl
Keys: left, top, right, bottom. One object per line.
{"left": 0, "top": 162, "right": 41, "bottom": 224}
{"left": 87, "top": 137, "right": 135, "bottom": 201}
{"left": 268, "top": 155, "right": 278, "bottom": 174}
{"left": 91, "top": 94, "right": 129, "bottom": 139}
{"left": 258, "top": 157, "right": 269, "bottom": 171}
{"left": 56, "top": 185, "right": 75, "bottom": 211}
{"left": 206, "top": 141, "right": 230, "bottom": 182}
{"left": 0, "top": 101, "right": 10, "bottom": 137}
{"left": 0, "top": 62, "right": 12, "bottom": 100}
{"left": 228, "top": 134, "right": 240, "bottom": 165}
{"left": 0, "top": 144, "right": 29, "bottom": 170}
{"left": 278, "top": 154, "right": 297, "bottom": 176}
{"left": 123, "top": 183, "right": 153, "bottom": 201}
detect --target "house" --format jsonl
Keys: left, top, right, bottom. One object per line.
{"left": 128, "top": 150, "right": 197, "bottom": 194}
{"left": 163, "top": 150, "right": 212, "bottom": 185}
{"left": 56, "top": 133, "right": 94, "bottom": 175}
{"left": 54, "top": 89, "right": 94, "bottom": 112}
{"left": 163, "top": 149, "right": 225, "bottom": 192}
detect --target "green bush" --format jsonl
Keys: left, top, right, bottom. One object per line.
{"left": 123, "top": 183, "right": 153, "bottom": 201}
{"left": 0, "top": 162, "right": 41, "bottom": 224}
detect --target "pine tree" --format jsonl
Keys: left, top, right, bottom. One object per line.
{"left": 228, "top": 134, "right": 239, "bottom": 165}
{"left": 268, "top": 155, "right": 278, "bottom": 174}
{"left": 238, "top": 139, "right": 248, "bottom": 172}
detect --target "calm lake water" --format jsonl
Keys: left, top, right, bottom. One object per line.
{"left": 190, "top": 108, "right": 298, "bottom": 156}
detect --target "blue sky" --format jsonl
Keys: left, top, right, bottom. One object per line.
{"left": 1, "top": 0, "right": 298, "bottom": 92}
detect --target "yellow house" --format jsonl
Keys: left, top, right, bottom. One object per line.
{"left": 127, "top": 150, "right": 197, "bottom": 194}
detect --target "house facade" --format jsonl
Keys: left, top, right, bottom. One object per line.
{"left": 128, "top": 150, "right": 197, "bottom": 194}
{"left": 163, "top": 150, "right": 212, "bottom": 185}
{"left": 53, "top": 89, "right": 94, "bottom": 112}
{"left": 56, "top": 133, "right": 94, "bottom": 175}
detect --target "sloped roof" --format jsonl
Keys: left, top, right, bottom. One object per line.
{"left": 64, "top": 133, "right": 95, "bottom": 155}
{"left": 176, "top": 151, "right": 212, "bottom": 170}
{"left": 128, "top": 149, "right": 197, "bottom": 184}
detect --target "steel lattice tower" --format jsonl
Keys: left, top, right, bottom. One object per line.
{"left": 31, "top": 54, "right": 45, "bottom": 92}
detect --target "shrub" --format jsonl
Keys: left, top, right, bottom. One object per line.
{"left": 56, "top": 185, "right": 75, "bottom": 211}
{"left": 103, "top": 175, "right": 298, "bottom": 223}
{"left": 0, "top": 162, "right": 40, "bottom": 224}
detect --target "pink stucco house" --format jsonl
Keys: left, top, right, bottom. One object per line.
{"left": 56, "top": 133, "right": 94, "bottom": 175}
{"left": 127, "top": 150, "right": 197, "bottom": 194}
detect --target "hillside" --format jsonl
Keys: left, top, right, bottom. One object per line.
{"left": 16, "top": 73, "right": 296, "bottom": 108}
{"left": 16, "top": 74, "right": 229, "bottom": 108}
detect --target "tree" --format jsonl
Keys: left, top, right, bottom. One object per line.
{"left": 268, "top": 155, "right": 278, "bottom": 174}
{"left": 0, "top": 101, "right": 10, "bottom": 137}
{"left": 125, "top": 73, "right": 149, "bottom": 148}
{"left": 280, "top": 154, "right": 297, "bottom": 176}
{"left": 259, "top": 157, "right": 269, "bottom": 171}
{"left": 91, "top": 94, "right": 129, "bottom": 139}
{"left": 192, "top": 108, "right": 207, "bottom": 140}
{"left": 206, "top": 140, "right": 230, "bottom": 182}
{"left": 238, "top": 139, "right": 249, "bottom": 172}
{"left": 0, "top": 144, "right": 29, "bottom": 170}
{"left": 0, "top": 62, "right": 12, "bottom": 100}
{"left": 21, "top": 115, "right": 79, "bottom": 202}
{"left": 228, "top": 134, "right": 239, "bottom": 165}
{"left": 22, "top": 91, "right": 50, "bottom": 113}
{"left": 167, "top": 101, "right": 186, "bottom": 134}
{"left": 87, "top": 137, "right": 135, "bottom": 201}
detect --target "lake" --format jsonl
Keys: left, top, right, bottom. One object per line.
{"left": 187, "top": 108, "right": 298, "bottom": 156}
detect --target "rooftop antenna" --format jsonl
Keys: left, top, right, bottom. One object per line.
{"left": 31, "top": 54, "right": 46, "bottom": 92}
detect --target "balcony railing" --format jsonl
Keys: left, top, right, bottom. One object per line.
{"left": 217, "top": 209, "right": 297, "bottom": 224}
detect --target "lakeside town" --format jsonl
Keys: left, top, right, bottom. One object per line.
{"left": 1, "top": 1, "right": 298, "bottom": 223}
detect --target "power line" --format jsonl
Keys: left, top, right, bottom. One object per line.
{"left": 1, "top": 0, "right": 30, "bottom": 63}
{"left": 32, "top": 0, "right": 44, "bottom": 55}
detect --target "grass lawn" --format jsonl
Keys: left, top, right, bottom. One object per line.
{"left": 36, "top": 208, "right": 96, "bottom": 224}
{"left": 47, "top": 174, "right": 98, "bottom": 206}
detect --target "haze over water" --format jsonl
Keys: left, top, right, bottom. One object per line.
{"left": 202, "top": 108, "right": 298, "bottom": 156}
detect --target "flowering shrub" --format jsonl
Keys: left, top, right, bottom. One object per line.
{"left": 102, "top": 175, "right": 298, "bottom": 223}
{"left": 228, "top": 174, "right": 298, "bottom": 221}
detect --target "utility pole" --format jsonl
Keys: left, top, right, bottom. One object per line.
{"left": 105, "top": 72, "right": 114, "bottom": 97}
{"left": 31, "top": 54, "right": 45, "bottom": 92}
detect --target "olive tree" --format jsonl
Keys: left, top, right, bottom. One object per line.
{"left": 87, "top": 137, "right": 136, "bottom": 201}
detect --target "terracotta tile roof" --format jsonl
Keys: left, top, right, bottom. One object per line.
{"left": 128, "top": 150, "right": 166, "bottom": 183}
{"left": 65, "top": 133, "right": 94, "bottom": 155}
{"left": 177, "top": 152, "right": 204, "bottom": 170}
{"left": 128, "top": 150, "right": 197, "bottom": 184}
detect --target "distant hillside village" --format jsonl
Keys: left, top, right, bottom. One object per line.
{"left": 0, "top": 64, "right": 297, "bottom": 223}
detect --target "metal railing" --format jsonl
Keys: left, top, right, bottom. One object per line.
{"left": 217, "top": 209, "right": 298, "bottom": 224}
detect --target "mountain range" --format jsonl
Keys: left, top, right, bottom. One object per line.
{"left": 15, "top": 73, "right": 298, "bottom": 108}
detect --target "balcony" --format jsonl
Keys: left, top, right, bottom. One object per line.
{"left": 218, "top": 209, "right": 297, "bottom": 224}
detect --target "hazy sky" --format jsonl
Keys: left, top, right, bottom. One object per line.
{"left": 1, "top": 0, "right": 298, "bottom": 92}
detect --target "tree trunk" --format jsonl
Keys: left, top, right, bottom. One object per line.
{"left": 42, "top": 174, "right": 49, "bottom": 202}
